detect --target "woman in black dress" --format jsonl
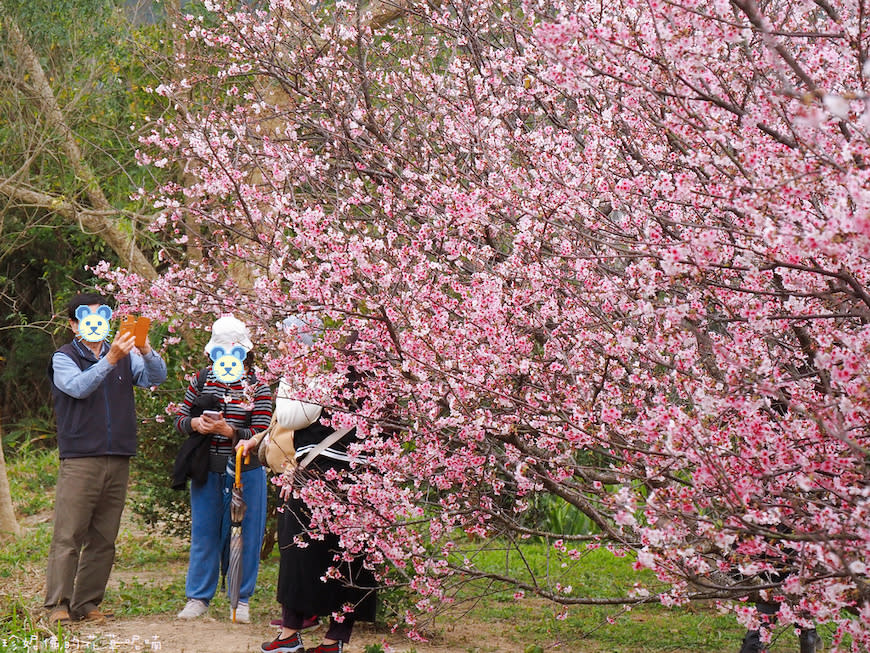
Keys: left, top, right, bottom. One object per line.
{"left": 269, "top": 400, "right": 376, "bottom": 653}
{"left": 242, "top": 321, "right": 376, "bottom": 653}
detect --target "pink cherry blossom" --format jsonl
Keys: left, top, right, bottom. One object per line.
{"left": 100, "top": 0, "right": 869, "bottom": 644}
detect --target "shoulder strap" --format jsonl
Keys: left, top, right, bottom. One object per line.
{"left": 195, "top": 368, "right": 209, "bottom": 395}
{"left": 296, "top": 427, "right": 353, "bottom": 470}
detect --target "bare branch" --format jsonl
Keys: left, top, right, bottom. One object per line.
{"left": 0, "top": 4, "right": 157, "bottom": 279}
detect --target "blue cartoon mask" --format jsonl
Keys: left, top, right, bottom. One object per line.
{"left": 75, "top": 305, "right": 113, "bottom": 342}
{"left": 210, "top": 345, "right": 248, "bottom": 383}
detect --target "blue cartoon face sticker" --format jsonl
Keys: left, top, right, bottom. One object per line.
{"left": 75, "top": 304, "right": 113, "bottom": 342}
{"left": 210, "top": 345, "right": 248, "bottom": 383}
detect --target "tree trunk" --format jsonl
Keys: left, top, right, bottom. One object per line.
{"left": 0, "top": 411, "right": 22, "bottom": 540}
{"left": 0, "top": 4, "right": 158, "bottom": 280}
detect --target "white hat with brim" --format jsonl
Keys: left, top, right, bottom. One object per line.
{"left": 205, "top": 314, "right": 254, "bottom": 355}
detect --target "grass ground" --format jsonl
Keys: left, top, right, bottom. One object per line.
{"left": 0, "top": 447, "right": 830, "bottom": 652}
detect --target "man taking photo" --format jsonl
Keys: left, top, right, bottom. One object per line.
{"left": 44, "top": 292, "right": 167, "bottom": 625}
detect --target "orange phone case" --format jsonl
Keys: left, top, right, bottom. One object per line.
{"left": 133, "top": 316, "right": 151, "bottom": 348}
{"left": 119, "top": 315, "right": 136, "bottom": 340}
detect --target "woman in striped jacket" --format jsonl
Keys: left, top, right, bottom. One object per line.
{"left": 174, "top": 315, "right": 272, "bottom": 624}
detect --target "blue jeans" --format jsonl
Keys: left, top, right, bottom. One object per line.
{"left": 185, "top": 465, "right": 267, "bottom": 602}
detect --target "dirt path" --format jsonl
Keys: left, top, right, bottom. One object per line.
{"left": 16, "top": 513, "right": 579, "bottom": 652}
{"left": 69, "top": 614, "right": 524, "bottom": 653}
{"left": 60, "top": 562, "right": 532, "bottom": 653}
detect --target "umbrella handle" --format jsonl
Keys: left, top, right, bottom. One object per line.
{"left": 234, "top": 447, "right": 250, "bottom": 487}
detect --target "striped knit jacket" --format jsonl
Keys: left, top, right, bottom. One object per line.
{"left": 174, "top": 367, "right": 273, "bottom": 459}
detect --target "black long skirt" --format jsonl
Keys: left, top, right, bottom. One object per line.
{"left": 276, "top": 479, "right": 377, "bottom": 621}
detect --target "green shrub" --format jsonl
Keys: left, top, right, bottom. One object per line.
{"left": 363, "top": 644, "right": 386, "bottom": 653}
{"left": 530, "top": 493, "right": 597, "bottom": 537}
{"left": 5, "top": 446, "right": 58, "bottom": 517}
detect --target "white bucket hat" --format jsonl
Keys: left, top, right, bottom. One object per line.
{"left": 205, "top": 314, "right": 254, "bottom": 355}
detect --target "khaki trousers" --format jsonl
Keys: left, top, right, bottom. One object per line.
{"left": 44, "top": 456, "right": 130, "bottom": 618}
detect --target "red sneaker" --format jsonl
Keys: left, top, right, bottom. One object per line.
{"left": 261, "top": 632, "right": 303, "bottom": 652}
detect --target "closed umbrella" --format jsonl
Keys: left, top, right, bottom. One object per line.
{"left": 228, "top": 447, "right": 248, "bottom": 623}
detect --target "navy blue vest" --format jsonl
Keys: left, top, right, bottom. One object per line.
{"left": 49, "top": 341, "right": 138, "bottom": 459}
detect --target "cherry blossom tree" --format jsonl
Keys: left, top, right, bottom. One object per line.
{"left": 104, "top": 0, "right": 869, "bottom": 647}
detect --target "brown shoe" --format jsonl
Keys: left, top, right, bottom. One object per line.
{"left": 48, "top": 606, "right": 72, "bottom": 625}
{"left": 82, "top": 608, "right": 113, "bottom": 622}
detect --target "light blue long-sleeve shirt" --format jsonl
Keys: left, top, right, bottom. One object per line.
{"left": 52, "top": 337, "right": 167, "bottom": 399}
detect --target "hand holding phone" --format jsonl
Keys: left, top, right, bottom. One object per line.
{"left": 119, "top": 315, "right": 136, "bottom": 340}
{"left": 202, "top": 410, "right": 223, "bottom": 420}
{"left": 118, "top": 315, "right": 152, "bottom": 348}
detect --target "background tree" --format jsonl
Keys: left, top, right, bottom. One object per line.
{"left": 0, "top": 0, "right": 180, "bottom": 539}
{"left": 0, "top": 0, "right": 159, "bottom": 279}
{"left": 103, "top": 0, "right": 868, "bottom": 648}
{"left": 0, "top": 415, "right": 20, "bottom": 538}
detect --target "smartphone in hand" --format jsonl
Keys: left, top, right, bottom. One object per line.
{"left": 202, "top": 410, "right": 223, "bottom": 420}
{"left": 119, "top": 315, "right": 136, "bottom": 340}
{"left": 118, "top": 315, "right": 151, "bottom": 348}
{"left": 133, "top": 316, "right": 151, "bottom": 348}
